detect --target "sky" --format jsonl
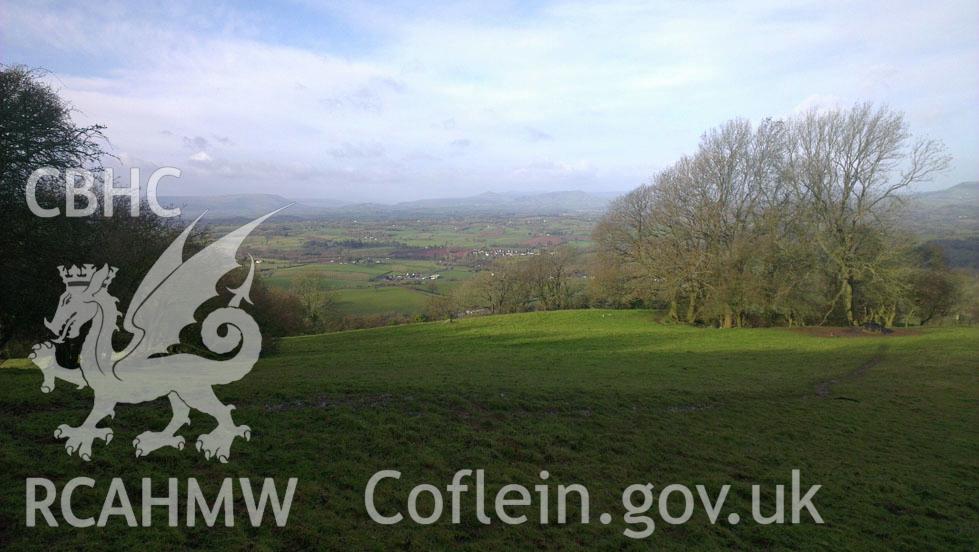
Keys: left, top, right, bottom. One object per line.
{"left": 2, "top": 0, "right": 977, "bottom": 202}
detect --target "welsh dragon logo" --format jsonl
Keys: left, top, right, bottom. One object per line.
{"left": 28, "top": 208, "right": 287, "bottom": 463}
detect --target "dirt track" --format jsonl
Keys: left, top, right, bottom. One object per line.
{"left": 814, "top": 344, "right": 888, "bottom": 400}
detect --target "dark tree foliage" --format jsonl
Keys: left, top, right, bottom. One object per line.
{"left": 925, "top": 238, "right": 979, "bottom": 271}
{"left": 911, "top": 244, "right": 960, "bottom": 325}
{"left": 0, "top": 66, "right": 194, "bottom": 355}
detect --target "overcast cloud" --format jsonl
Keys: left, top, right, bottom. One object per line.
{"left": 1, "top": 0, "right": 976, "bottom": 201}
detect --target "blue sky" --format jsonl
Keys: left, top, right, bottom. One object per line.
{"left": 2, "top": 0, "right": 977, "bottom": 201}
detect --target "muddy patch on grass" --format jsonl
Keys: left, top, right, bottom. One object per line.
{"left": 791, "top": 327, "right": 921, "bottom": 338}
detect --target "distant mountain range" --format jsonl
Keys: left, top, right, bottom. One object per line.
{"left": 160, "top": 183, "right": 978, "bottom": 232}
{"left": 159, "top": 190, "right": 616, "bottom": 219}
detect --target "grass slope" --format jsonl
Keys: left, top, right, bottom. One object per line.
{"left": 0, "top": 310, "right": 976, "bottom": 550}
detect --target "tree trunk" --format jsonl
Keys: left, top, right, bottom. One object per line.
{"left": 721, "top": 309, "right": 733, "bottom": 329}
{"left": 884, "top": 306, "right": 897, "bottom": 328}
{"left": 667, "top": 291, "right": 678, "bottom": 322}
{"left": 843, "top": 277, "right": 856, "bottom": 326}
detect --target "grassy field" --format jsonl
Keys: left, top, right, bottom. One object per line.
{"left": 0, "top": 310, "right": 976, "bottom": 550}
{"left": 263, "top": 260, "right": 442, "bottom": 289}
{"left": 261, "top": 261, "right": 474, "bottom": 316}
{"left": 332, "top": 286, "right": 435, "bottom": 315}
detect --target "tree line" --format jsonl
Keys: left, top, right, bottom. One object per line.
{"left": 431, "top": 247, "right": 586, "bottom": 318}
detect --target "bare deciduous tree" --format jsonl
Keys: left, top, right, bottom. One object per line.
{"left": 595, "top": 103, "right": 950, "bottom": 328}
{"left": 786, "top": 103, "right": 950, "bottom": 325}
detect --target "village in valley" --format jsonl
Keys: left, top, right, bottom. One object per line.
{"left": 221, "top": 213, "right": 598, "bottom": 323}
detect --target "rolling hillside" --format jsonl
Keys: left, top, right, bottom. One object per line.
{"left": 907, "top": 181, "right": 979, "bottom": 238}
{"left": 1, "top": 310, "right": 976, "bottom": 549}
{"left": 908, "top": 182, "right": 979, "bottom": 268}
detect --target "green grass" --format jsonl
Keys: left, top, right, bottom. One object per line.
{"left": 263, "top": 263, "right": 382, "bottom": 290}
{"left": 0, "top": 310, "right": 976, "bottom": 550}
{"left": 333, "top": 286, "right": 434, "bottom": 315}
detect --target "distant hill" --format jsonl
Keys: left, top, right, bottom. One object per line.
{"left": 906, "top": 182, "right": 979, "bottom": 238}
{"left": 913, "top": 181, "right": 979, "bottom": 206}
{"left": 161, "top": 190, "right": 615, "bottom": 220}
{"left": 906, "top": 182, "right": 979, "bottom": 270}
{"left": 356, "top": 190, "right": 613, "bottom": 216}
{"left": 161, "top": 184, "right": 975, "bottom": 229}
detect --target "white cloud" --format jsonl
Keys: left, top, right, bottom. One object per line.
{"left": 4, "top": 0, "right": 977, "bottom": 199}
{"left": 793, "top": 94, "right": 843, "bottom": 113}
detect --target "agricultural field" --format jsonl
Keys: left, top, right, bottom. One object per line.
{"left": 257, "top": 258, "right": 475, "bottom": 316}
{"left": 226, "top": 215, "right": 590, "bottom": 317}
{"left": 229, "top": 215, "right": 596, "bottom": 253}
{"left": 331, "top": 287, "right": 434, "bottom": 316}
{"left": 262, "top": 260, "right": 445, "bottom": 290}
{"left": 1, "top": 310, "right": 976, "bottom": 550}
